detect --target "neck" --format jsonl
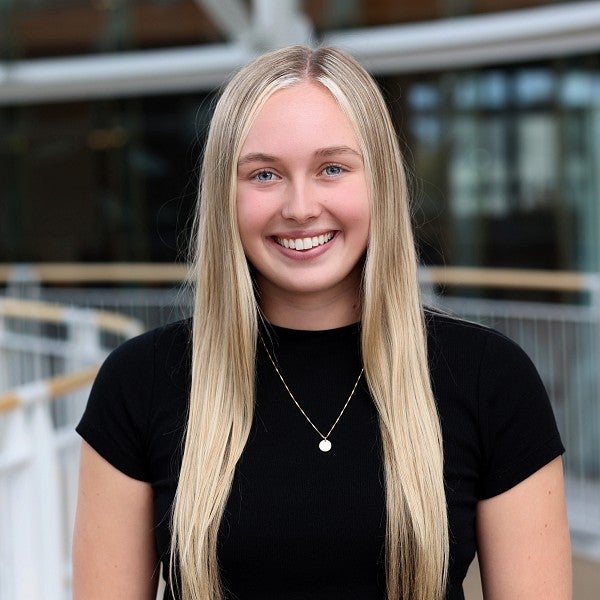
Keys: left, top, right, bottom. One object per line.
{"left": 257, "top": 279, "right": 361, "bottom": 331}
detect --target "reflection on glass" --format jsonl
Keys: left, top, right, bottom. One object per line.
{"left": 516, "top": 69, "right": 554, "bottom": 106}
{"left": 517, "top": 114, "right": 558, "bottom": 211}
{"left": 399, "top": 59, "right": 600, "bottom": 272}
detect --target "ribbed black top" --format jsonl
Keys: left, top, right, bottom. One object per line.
{"left": 219, "top": 322, "right": 386, "bottom": 598}
{"left": 77, "top": 312, "right": 564, "bottom": 599}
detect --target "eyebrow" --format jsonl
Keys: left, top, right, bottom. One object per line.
{"left": 237, "top": 145, "right": 362, "bottom": 168}
{"left": 314, "top": 145, "right": 362, "bottom": 159}
{"left": 237, "top": 152, "right": 278, "bottom": 168}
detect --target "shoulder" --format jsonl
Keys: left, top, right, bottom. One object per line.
{"left": 424, "top": 308, "right": 539, "bottom": 384}
{"left": 103, "top": 318, "right": 190, "bottom": 368}
{"left": 77, "top": 319, "right": 191, "bottom": 481}
{"left": 96, "top": 318, "right": 191, "bottom": 388}
{"left": 85, "top": 316, "right": 192, "bottom": 431}
{"left": 424, "top": 307, "right": 548, "bottom": 399}
{"left": 425, "top": 310, "right": 563, "bottom": 497}
{"left": 425, "top": 308, "right": 520, "bottom": 355}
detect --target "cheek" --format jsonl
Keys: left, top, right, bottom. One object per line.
{"left": 236, "top": 191, "right": 256, "bottom": 230}
{"left": 236, "top": 200, "right": 252, "bottom": 253}
{"left": 352, "top": 202, "right": 371, "bottom": 252}
{"left": 236, "top": 195, "right": 269, "bottom": 253}
{"left": 343, "top": 188, "right": 371, "bottom": 237}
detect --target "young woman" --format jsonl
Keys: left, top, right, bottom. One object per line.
{"left": 73, "top": 46, "right": 571, "bottom": 599}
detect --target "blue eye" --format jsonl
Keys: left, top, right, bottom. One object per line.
{"left": 323, "top": 164, "right": 343, "bottom": 176}
{"left": 254, "top": 170, "right": 275, "bottom": 182}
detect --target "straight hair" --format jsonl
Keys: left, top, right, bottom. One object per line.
{"left": 171, "top": 45, "right": 448, "bottom": 600}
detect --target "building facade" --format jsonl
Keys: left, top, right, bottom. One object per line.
{"left": 1, "top": 0, "right": 599, "bottom": 276}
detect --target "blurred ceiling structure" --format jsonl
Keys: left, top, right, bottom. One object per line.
{"left": 1, "top": 0, "right": 600, "bottom": 104}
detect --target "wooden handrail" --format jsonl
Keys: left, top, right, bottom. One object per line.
{"left": 1, "top": 263, "right": 599, "bottom": 293}
{"left": 0, "top": 365, "right": 99, "bottom": 414}
{"left": 49, "top": 364, "right": 99, "bottom": 397}
{"left": 0, "top": 297, "right": 64, "bottom": 322}
{"left": 0, "top": 297, "right": 141, "bottom": 336}
{"left": 422, "top": 267, "right": 600, "bottom": 293}
{"left": 0, "top": 392, "right": 19, "bottom": 413}
{"left": 0, "top": 262, "right": 189, "bottom": 284}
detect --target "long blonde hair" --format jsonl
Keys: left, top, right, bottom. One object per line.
{"left": 171, "top": 45, "right": 448, "bottom": 600}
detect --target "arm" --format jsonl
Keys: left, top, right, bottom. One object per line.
{"left": 73, "top": 441, "right": 160, "bottom": 599}
{"left": 476, "top": 456, "right": 572, "bottom": 599}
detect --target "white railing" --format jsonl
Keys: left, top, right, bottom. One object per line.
{"left": 0, "top": 298, "right": 143, "bottom": 600}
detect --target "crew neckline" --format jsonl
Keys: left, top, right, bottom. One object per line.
{"left": 260, "top": 320, "right": 361, "bottom": 343}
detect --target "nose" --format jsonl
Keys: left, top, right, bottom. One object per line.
{"left": 281, "top": 180, "right": 322, "bottom": 223}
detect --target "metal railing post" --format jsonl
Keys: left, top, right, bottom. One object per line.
{"left": 1, "top": 409, "right": 40, "bottom": 598}
{"left": 29, "top": 392, "right": 63, "bottom": 600}
{"left": 6, "top": 264, "right": 42, "bottom": 301}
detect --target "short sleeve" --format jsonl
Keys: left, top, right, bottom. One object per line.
{"left": 477, "top": 329, "right": 564, "bottom": 499}
{"left": 76, "top": 329, "right": 157, "bottom": 481}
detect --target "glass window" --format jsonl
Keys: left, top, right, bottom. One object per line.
{"left": 0, "top": 92, "right": 212, "bottom": 262}
{"left": 408, "top": 83, "right": 440, "bottom": 111}
{"left": 392, "top": 55, "right": 600, "bottom": 273}
{"left": 562, "top": 71, "right": 593, "bottom": 107}
{"left": 516, "top": 69, "right": 554, "bottom": 106}
{"left": 3, "top": 0, "right": 224, "bottom": 60}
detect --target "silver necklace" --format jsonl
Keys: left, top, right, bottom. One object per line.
{"left": 260, "top": 337, "right": 364, "bottom": 452}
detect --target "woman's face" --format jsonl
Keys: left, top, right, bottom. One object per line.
{"left": 236, "top": 82, "right": 370, "bottom": 311}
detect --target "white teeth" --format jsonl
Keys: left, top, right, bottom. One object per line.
{"left": 276, "top": 231, "right": 334, "bottom": 251}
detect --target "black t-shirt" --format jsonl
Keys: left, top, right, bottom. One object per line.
{"left": 76, "top": 312, "right": 564, "bottom": 599}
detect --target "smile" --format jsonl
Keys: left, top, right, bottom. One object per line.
{"left": 275, "top": 232, "right": 335, "bottom": 251}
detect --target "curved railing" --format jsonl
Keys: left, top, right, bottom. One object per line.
{"left": 0, "top": 297, "right": 143, "bottom": 600}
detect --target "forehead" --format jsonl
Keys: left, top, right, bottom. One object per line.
{"left": 240, "top": 82, "right": 359, "bottom": 154}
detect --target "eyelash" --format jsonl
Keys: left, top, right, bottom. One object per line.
{"left": 250, "top": 163, "right": 346, "bottom": 182}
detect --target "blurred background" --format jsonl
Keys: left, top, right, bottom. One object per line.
{"left": 0, "top": 1, "right": 599, "bottom": 598}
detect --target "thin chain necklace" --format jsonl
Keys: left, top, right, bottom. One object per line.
{"left": 260, "top": 336, "right": 364, "bottom": 452}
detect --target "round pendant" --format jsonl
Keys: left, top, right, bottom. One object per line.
{"left": 319, "top": 439, "right": 332, "bottom": 452}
